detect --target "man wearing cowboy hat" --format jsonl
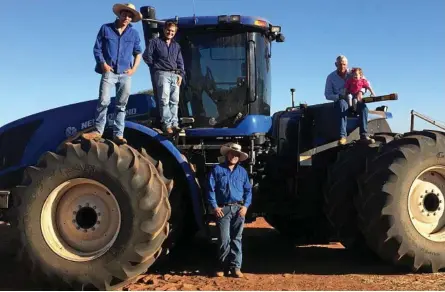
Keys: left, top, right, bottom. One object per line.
{"left": 82, "top": 3, "right": 142, "bottom": 145}
{"left": 208, "top": 142, "right": 252, "bottom": 278}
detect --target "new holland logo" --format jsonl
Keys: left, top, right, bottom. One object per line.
{"left": 65, "top": 126, "right": 78, "bottom": 137}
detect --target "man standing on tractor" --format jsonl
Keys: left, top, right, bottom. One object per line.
{"left": 324, "top": 55, "right": 375, "bottom": 145}
{"left": 207, "top": 142, "right": 252, "bottom": 278}
{"left": 82, "top": 3, "right": 143, "bottom": 145}
{"left": 143, "top": 21, "right": 185, "bottom": 134}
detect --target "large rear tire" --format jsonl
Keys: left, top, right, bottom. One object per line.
{"left": 356, "top": 131, "right": 445, "bottom": 272}
{"left": 13, "top": 140, "right": 171, "bottom": 290}
{"left": 323, "top": 134, "right": 397, "bottom": 249}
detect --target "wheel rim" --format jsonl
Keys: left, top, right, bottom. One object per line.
{"left": 41, "top": 178, "right": 121, "bottom": 262}
{"left": 408, "top": 166, "right": 445, "bottom": 242}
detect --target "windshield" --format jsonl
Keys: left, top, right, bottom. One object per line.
{"left": 253, "top": 32, "right": 271, "bottom": 116}
{"left": 179, "top": 32, "right": 247, "bottom": 127}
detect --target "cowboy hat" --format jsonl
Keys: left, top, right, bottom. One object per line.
{"left": 220, "top": 143, "right": 249, "bottom": 162}
{"left": 113, "top": 3, "right": 142, "bottom": 23}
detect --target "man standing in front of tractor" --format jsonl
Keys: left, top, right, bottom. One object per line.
{"left": 324, "top": 55, "right": 375, "bottom": 145}
{"left": 143, "top": 21, "right": 185, "bottom": 134}
{"left": 82, "top": 3, "right": 142, "bottom": 145}
{"left": 208, "top": 142, "right": 252, "bottom": 278}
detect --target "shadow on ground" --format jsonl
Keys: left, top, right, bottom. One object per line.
{"left": 0, "top": 221, "right": 414, "bottom": 290}
{"left": 150, "top": 224, "right": 410, "bottom": 277}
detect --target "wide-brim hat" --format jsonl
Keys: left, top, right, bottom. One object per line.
{"left": 113, "top": 3, "right": 142, "bottom": 23}
{"left": 220, "top": 143, "right": 249, "bottom": 162}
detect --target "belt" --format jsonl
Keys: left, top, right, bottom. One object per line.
{"left": 161, "top": 69, "right": 181, "bottom": 74}
{"left": 219, "top": 201, "right": 244, "bottom": 207}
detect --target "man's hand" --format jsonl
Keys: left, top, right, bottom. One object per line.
{"left": 124, "top": 68, "right": 136, "bottom": 76}
{"left": 102, "top": 62, "right": 114, "bottom": 73}
{"left": 238, "top": 206, "right": 248, "bottom": 217}
{"left": 214, "top": 207, "right": 224, "bottom": 218}
{"left": 177, "top": 75, "right": 182, "bottom": 86}
{"left": 356, "top": 91, "right": 363, "bottom": 102}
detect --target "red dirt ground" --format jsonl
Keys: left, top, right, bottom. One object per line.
{"left": 1, "top": 218, "right": 444, "bottom": 291}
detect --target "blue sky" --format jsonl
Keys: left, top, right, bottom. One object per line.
{"left": 2, "top": 0, "right": 444, "bottom": 133}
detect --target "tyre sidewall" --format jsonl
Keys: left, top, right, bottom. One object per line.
{"left": 386, "top": 147, "right": 445, "bottom": 264}
{"left": 20, "top": 158, "right": 136, "bottom": 284}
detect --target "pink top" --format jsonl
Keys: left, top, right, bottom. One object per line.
{"left": 345, "top": 78, "right": 370, "bottom": 95}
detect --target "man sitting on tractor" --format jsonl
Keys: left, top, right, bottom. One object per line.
{"left": 324, "top": 55, "right": 375, "bottom": 145}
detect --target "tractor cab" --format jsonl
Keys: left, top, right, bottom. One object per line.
{"left": 140, "top": 7, "right": 284, "bottom": 130}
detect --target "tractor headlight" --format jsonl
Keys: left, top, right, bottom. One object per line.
{"left": 270, "top": 26, "right": 281, "bottom": 33}
{"left": 230, "top": 15, "right": 240, "bottom": 22}
{"left": 218, "top": 15, "right": 228, "bottom": 23}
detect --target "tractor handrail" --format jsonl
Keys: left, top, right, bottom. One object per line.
{"left": 410, "top": 110, "right": 445, "bottom": 132}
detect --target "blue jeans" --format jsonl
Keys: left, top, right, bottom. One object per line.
{"left": 216, "top": 205, "right": 245, "bottom": 270}
{"left": 155, "top": 71, "right": 180, "bottom": 129}
{"left": 336, "top": 98, "right": 369, "bottom": 138}
{"left": 95, "top": 71, "right": 131, "bottom": 137}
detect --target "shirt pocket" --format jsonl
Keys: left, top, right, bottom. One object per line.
{"left": 105, "top": 35, "right": 118, "bottom": 44}
{"left": 233, "top": 176, "right": 245, "bottom": 192}
{"left": 216, "top": 174, "right": 229, "bottom": 192}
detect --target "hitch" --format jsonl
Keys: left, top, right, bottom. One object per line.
{"left": 0, "top": 190, "right": 10, "bottom": 209}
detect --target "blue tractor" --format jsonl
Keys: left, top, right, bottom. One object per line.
{"left": 1, "top": 5, "right": 445, "bottom": 290}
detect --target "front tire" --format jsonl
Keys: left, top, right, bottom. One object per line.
{"left": 14, "top": 140, "right": 171, "bottom": 290}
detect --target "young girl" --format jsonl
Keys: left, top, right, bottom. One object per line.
{"left": 344, "top": 67, "right": 376, "bottom": 111}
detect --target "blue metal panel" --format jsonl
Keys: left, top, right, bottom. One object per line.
{"left": 124, "top": 121, "right": 204, "bottom": 229}
{"left": 185, "top": 115, "right": 272, "bottom": 137}
{"left": 161, "top": 15, "right": 272, "bottom": 29}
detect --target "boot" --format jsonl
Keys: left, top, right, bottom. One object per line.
{"left": 232, "top": 269, "right": 244, "bottom": 278}
{"left": 81, "top": 131, "right": 101, "bottom": 141}
{"left": 113, "top": 136, "right": 127, "bottom": 145}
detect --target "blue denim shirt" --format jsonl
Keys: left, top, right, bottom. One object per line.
{"left": 142, "top": 37, "right": 185, "bottom": 77}
{"left": 325, "top": 69, "right": 370, "bottom": 101}
{"left": 93, "top": 22, "right": 142, "bottom": 74}
{"left": 207, "top": 162, "right": 252, "bottom": 209}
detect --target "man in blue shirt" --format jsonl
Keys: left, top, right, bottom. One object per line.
{"left": 82, "top": 3, "right": 142, "bottom": 145}
{"left": 324, "top": 55, "right": 375, "bottom": 145}
{"left": 143, "top": 22, "right": 185, "bottom": 134}
{"left": 208, "top": 142, "right": 252, "bottom": 278}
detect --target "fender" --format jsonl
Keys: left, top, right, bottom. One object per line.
{"left": 125, "top": 121, "right": 204, "bottom": 229}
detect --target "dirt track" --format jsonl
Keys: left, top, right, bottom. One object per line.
{"left": 1, "top": 218, "right": 445, "bottom": 291}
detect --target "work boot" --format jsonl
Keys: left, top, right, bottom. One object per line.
{"left": 215, "top": 271, "right": 225, "bottom": 277}
{"left": 113, "top": 136, "right": 127, "bottom": 145}
{"left": 359, "top": 135, "right": 375, "bottom": 144}
{"left": 81, "top": 131, "right": 101, "bottom": 141}
{"left": 338, "top": 137, "right": 347, "bottom": 146}
{"left": 172, "top": 125, "right": 182, "bottom": 132}
{"left": 232, "top": 269, "right": 244, "bottom": 278}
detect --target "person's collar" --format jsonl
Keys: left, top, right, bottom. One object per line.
{"left": 114, "top": 19, "right": 132, "bottom": 29}
{"left": 223, "top": 160, "right": 238, "bottom": 169}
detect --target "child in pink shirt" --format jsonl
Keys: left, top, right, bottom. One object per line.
{"left": 345, "top": 67, "right": 376, "bottom": 111}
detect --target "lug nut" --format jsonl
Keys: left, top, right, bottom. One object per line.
{"left": 76, "top": 226, "right": 80, "bottom": 230}
{"left": 97, "top": 221, "right": 101, "bottom": 225}
{"left": 84, "top": 229, "right": 88, "bottom": 233}
{"left": 73, "top": 211, "right": 77, "bottom": 215}
{"left": 93, "top": 206, "right": 97, "bottom": 209}
{"left": 86, "top": 203, "right": 90, "bottom": 207}
{"left": 72, "top": 219, "right": 76, "bottom": 223}
{"left": 78, "top": 205, "right": 82, "bottom": 209}
{"left": 92, "top": 227, "right": 96, "bottom": 231}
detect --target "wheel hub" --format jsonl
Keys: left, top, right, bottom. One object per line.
{"left": 41, "top": 178, "right": 121, "bottom": 262}
{"left": 408, "top": 167, "right": 445, "bottom": 242}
